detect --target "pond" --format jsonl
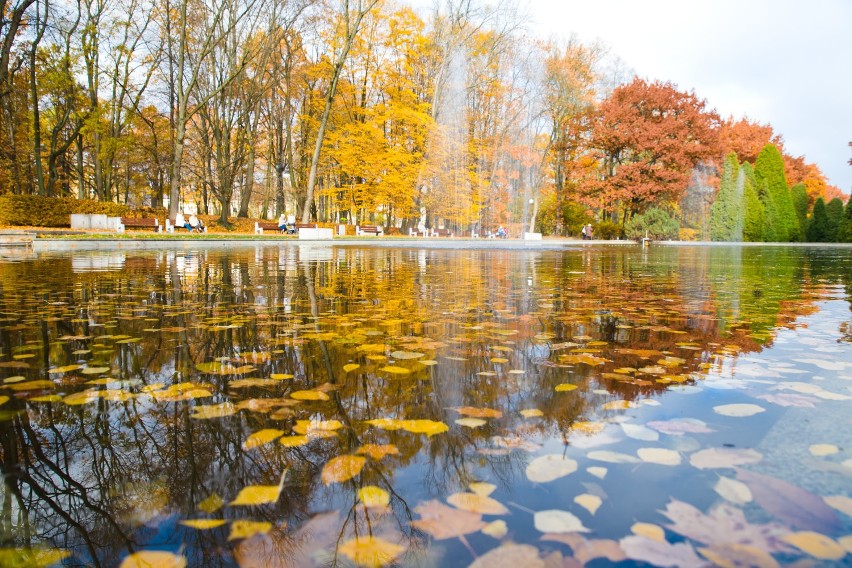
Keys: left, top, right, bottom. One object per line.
{"left": 0, "top": 244, "right": 850, "bottom": 567}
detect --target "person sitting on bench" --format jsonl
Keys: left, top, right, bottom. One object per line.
{"left": 189, "top": 214, "right": 201, "bottom": 233}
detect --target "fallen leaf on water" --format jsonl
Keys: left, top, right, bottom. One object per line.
{"left": 574, "top": 494, "right": 602, "bottom": 515}
{"left": 781, "top": 531, "right": 846, "bottom": 560}
{"left": 736, "top": 469, "right": 840, "bottom": 533}
{"left": 198, "top": 493, "right": 224, "bottom": 513}
{"left": 520, "top": 409, "right": 543, "bottom": 418}
{"left": 587, "top": 450, "right": 639, "bottom": 464}
{"left": 339, "top": 536, "right": 405, "bottom": 568}
{"left": 269, "top": 373, "right": 293, "bottom": 380}
{"left": 540, "top": 533, "right": 626, "bottom": 564}
{"left": 410, "top": 500, "right": 486, "bottom": 539}
{"left": 714, "top": 476, "right": 753, "bottom": 505}
{"left": 823, "top": 495, "right": 852, "bottom": 516}
{"left": 482, "top": 520, "right": 508, "bottom": 538}
{"left": 447, "top": 492, "right": 508, "bottom": 515}
{"left": 587, "top": 466, "right": 607, "bottom": 479}
{"left": 120, "top": 551, "right": 186, "bottom": 568}
{"left": 455, "top": 418, "right": 487, "bottom": 428}
{"left": 571, "top": 421, "right": 606, "bottom": 435}
{"left": 289, "top": 390, "right": 329, "bottom": 401}
{"left": 278, "top": 435, "right": 309, "bottom": 447}
{"left": 469, "top": 543, "right": 545, "bottom": 568}
{"left": 469, "top": 482, "right": 497, "bottom": 497}
{"left": 321, "top": 455, "right": 366, "bottom": 485}
{"left": 191, "top": 403, "right": 237, "bottom": 420}
{"left": 231, "top": 471, "right": 287, "bottom": 506}
{"left": 243, "top": 429, "right": 284, "bottom": 450}
{"left": 698, "top": 544, "right": 780, "bottom": 568}
{"left": 646, "top": 418, "right": 715, "bottom": 436}
{"left": 534, "top": 510, "right": 590, "bottom": 533}
{"left": 342, "top": 364, "right": 360, "bottom": 373}
{"left": 48, "top": 364, "right": 82, "bottom": 374}
{"left": 554, "top": 383, "right": 578, "bottom": 392}
{"left": 619, "top": 535, "right": 705, "bottom": 568}
{"left": 454, "top": 406, "right": 502, "bottom": 418}
{"left": 661, "top": 499, "right": 792, "bottom": 552}
{"left": 637, "top": 448, "right": 681, "bottom": 466}
{"left": 7, "top": 380, "right": 54, "bottom": 391}
{"left": 809, "top": 443, "right": 839, "bottom": 456}
{"left": 399, "top": 419, "right": 448, "bottom": 436}
{"left": 713, "top": 403, "right": 766, "bottom": 417}
{"left": 355, "top": 444, "right": 399, "bottom": 460}
{"left": 689, "top": 447, "right": 762, "bottom": 470}
{"left": 390, "top": 350, "right": 424, "bottom": 360}
{"left": 525, "top": 454, "right": 578, "bottom": 483}
{"left": 179, "top": 519, "right": 227, "bottom": 530}
{"left": 621, "top": 423, "right": 659, "bottom": 441}
{"left": 380, "top": 365, "right": 412, "bottom": 376}
{"left": 839, "top": 535, "right": 852, "bottom": 554}
{"left": 630, "top": 522, "right": 665, "bottom": 542}
{"left": 228, "top": 520, "right": 272, "bottom": 541}
{"left": 358, "top": 486, "right": 390, "bottom": 508}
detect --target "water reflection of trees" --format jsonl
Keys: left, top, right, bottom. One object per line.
{"left": 0, "top": 244, "right": 847, "bottom": 564}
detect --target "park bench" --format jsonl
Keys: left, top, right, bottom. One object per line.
{"left": 119, "top": 217, "right": 160, "bottom": 232}
{"left": 408, "top": 227, "right": 428, "bottom": 237}
{"left": 165, "top": 218, "right": 207, "bottom": 233}
{"left": 254, "top": 220, "right": 284, "bottom": 235}
{"left": 431, "top": 228, "right": 453, "bottom": 237}
{"left": 357, "top": 225, "right": 383, "bottom": 236}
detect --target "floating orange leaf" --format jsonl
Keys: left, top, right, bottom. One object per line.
{"left": 321, "top": 455, "right": 366, "bottom": 484}
{"left": 338, "top": 536, "right": 405, "bottom": 568}
{"left": 447, "top": 492, "right": 508, "bottom": 515}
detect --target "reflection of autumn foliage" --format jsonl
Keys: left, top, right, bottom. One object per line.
{"left": 0, "top": 245, "right": 845, "bottom": 564}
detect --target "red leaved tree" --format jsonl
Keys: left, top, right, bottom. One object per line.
{"left": 579, "top": 78, "right": 720, "bottom": 223}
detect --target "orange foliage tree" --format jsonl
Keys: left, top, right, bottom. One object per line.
{"left": 580, "top": 78, "right": 720, "bottom": 223}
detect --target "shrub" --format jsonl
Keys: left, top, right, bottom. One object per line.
{"left": 593, "top": 220, "right": 622, "bottom": 240}
{"left": 679, "top": 228, "right": 699, "bottom": 241}
{"left": 624, "top": 207, "right": 680, "bottom": 240}
{"left": 0, "top": 195, "right": 136, "bottom": 227}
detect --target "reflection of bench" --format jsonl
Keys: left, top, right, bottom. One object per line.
{"left": 431, "top": 228, "right": 453, "bottom": 237}
{"left": 357, "top": 225, "right": 383, "bottom": 236}
{"left": 119, "top": 217, "right": 160, "bottom": 232}
{"left": 254, "top": 221, "right": 283, "bottom": 235}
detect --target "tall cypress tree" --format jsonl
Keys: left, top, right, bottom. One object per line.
{"left": 837, "top": 195, "right": 852, "bottom": 243}
{"left": 826, "top": 197, "right": 845, "bottom": 242}
{"left": 742, "top": 171, "right": 764, "bottom": 242}
{"left": 755, "top": 144, "right": 798, "bottom": 241}
{"left": 807, "top": 198, "right": 830, "bottom": 242}
{"left": 790, "top": 183, "right": 808, "bottom": 242}
{"left": 710, "top": 153, "right": 743, "bottom": 241}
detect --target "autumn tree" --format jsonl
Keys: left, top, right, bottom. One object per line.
{"left": 580, "top": 78, "right": 719, "bottom": 224}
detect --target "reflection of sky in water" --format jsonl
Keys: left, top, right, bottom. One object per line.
{"left": 0, "top": 245, "right": 850, "bottom": 567}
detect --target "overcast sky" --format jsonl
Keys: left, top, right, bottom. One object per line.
{"left": 524, "top": 0, "right": 852, "bottom": 193}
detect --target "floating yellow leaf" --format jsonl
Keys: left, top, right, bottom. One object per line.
{"left": 179, "top": 519, "right": 227, "bottom": 530}
{"left": 343, "top": 364, "right": 360, "bottom": 373}
{"left": 418, "top": 359, "right": 438, "bottom": 366}
{"left": 469, "top": 482, "right": 497, "bottom": 497}
{"left": 455, "top": 418, "right": 487, "bottom": 428}
{"left": 601, "top": 400, "right": 634, "bottom": 410}
{"left": 574, "top": 494, "right": 602, "bottom": 515}
{"left": 81, "top": 367, "right": 111, "bottom": 375}
{"left": 364, "top": 418, "right": 403, "bottom": 431}
{"left": 120, "top": 551, "right": 186, "bottom": 568}
{"left": 782, "top": 531, "right": 845, "bottom": 560}
{"left": 0, "top": 548, "right": 72, "bottom": 568}
{"left": 356, "top": 444, "right": 399, "bottom": 460}
{"left": 554, "top": 383, "right": 578, "bottom": 392}
{"left": 289, "top": 390, "right": 330, "bottom": 401}
{"left": 196, "top": 362, "right": 255, "bottom": 375}
{"left": 490, "top": 357, "right": 509, "bottom": 364}
{"left": 7, "top": 380, "right": 54, "bottom": 391}
{"left": 631, "top": 522, "right": 665, "bottom": 542}
{"left": 229, "top": 378, "right": 279, "bottom": 389}
{"left": 198, "top": 493, "right": 224, "bottom": 513}
{"left": 190, "top": 403, "right": 236, "bottom": 420}
{"left": 379, "top": 365, "right": 411, "bottom": 376}
{"left": 339, "top": 536, "right": 405, "bottom": 568}
{"left": 269, "top": 373, "right": 293, "bottom": 380}
{"left": 356, "top": 344, "right": 388, "bottom": 353}
{"left": 2, "top": 376, "right": 25, "bottom": 384}
{"left": 230, "top": 485, "right": 282, "bottom": 506}
{"left": 571, "top": 421, "right": 606, "bottom": 435}
{"left": 390, "top": 351, "right": 424, "bottom": 360}
{"left": 809, "top": 444, "right": 839, "bottom": 456}
{"left": 278, "top": 435, "right": 309, "bottom": 447}
{"left": 400, "top": 419, "right": 449, "bottom": 436}
{"left": 358, "top": 486, "right": 390, "bottom": 508}
{"left": 447, "top": 492, "right": 508, "bottom": 515}
{"left": 322, "top": 455, "right": 366, "bottom": 484}
{"left": 520, "top": 409, "right": 543, "bottom": 418}
{"left": 29, "top": 394, "right": 62, "bottom": 403}
{"left": 823, "top": 495, "right": 852, "bottom": 516}
{"left": 243, "top": 429, "right": 284, "bottom": 450}
{"left": 0, "top": 396, "right": 8, "bottom": 406}
{"left": 228, "top": 520, "right": 272, "bottom": 541}
{"left": 63, "top": 390, "right": 99, "bottom": 405}
{"left": 455, "top": 406, "right": 503, "bottom": 419}
{"left": 481, "top": 520, "right": 508, "bottom": 539}
{"left": 48, "top": 364, "right": 81, "bottom": 374}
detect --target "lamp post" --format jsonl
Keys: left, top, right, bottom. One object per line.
{"left": 528, "top": 198, "right": 535, "bottom": 235}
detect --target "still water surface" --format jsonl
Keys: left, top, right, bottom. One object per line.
{"left": 0, "top": 245, "right": 850, "bottom": 567}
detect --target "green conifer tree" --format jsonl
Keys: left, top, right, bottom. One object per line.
{"left": 755, "top": 144, "right": 798, "bottom": 241}
{"left": 837, "top": 195, "right": 852, "bottom": 243}
{"left": 806, "top": 197, "right": 830, "bottom": 242}
{"left": 742, "top": 172, "right": 764, "bottom": 242}
{"left": 790, "top": 183, "right": 808, "bottom": 242}
{"left": 825, "top": 197, "right": 844, "bottom": 242}
{"left": 710, "top": 153, "right": 743, "bottom": 241}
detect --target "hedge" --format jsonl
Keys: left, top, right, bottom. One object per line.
{"left": 0, "top": 196, "right": 165, "bottom": 227}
